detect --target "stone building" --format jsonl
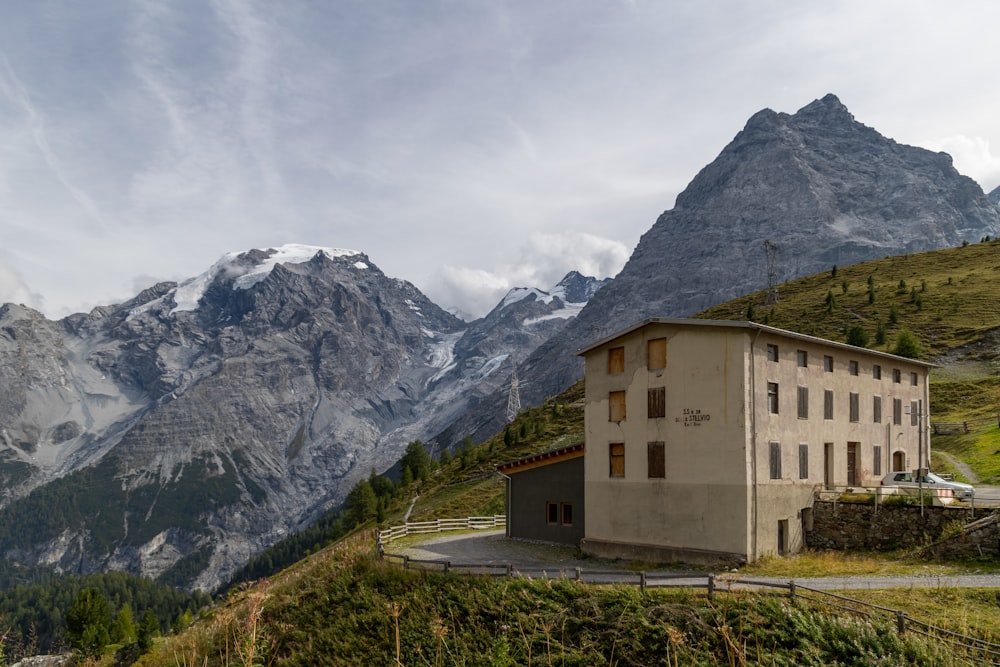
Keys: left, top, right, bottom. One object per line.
{"left": 577, "top": 318, "right": 933, "bottom": 564}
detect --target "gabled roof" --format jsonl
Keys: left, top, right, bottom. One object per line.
{"left": 576, "top": 317, "right": 936, "bottom": 368}
{"left": 496, "top": 442, "right": 585, "bottom": 475}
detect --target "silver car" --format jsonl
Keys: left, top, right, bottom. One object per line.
{"left": 881, "top": 471, "right": 975, "bottom": 499}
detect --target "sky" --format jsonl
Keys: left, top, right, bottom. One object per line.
{"left": 2, "top": 1, "right": 999, "bottom": 321}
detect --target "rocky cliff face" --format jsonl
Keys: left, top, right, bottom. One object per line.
{"left": 0, "top": 246, "right": 605, "bottom": 590}
{"left": 446, "top": 94, "right": 1000, "bottom": 444}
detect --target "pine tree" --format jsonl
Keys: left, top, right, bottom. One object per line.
{"left": 66, "top": 588, "right": 110, "bottom": 658}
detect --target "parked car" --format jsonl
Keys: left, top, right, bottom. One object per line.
{"left": 880, "top": 471, "right": 975, "bottom": 498}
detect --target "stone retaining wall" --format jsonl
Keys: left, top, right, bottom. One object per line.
{"left": 806, "top": 499, "right": 1000, "bottom": 557}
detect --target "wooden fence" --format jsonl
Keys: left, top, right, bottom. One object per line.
{"left": 377, "top": 515, "right": 506, "bottom": 552}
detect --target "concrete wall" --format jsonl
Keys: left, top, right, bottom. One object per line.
{"left": 583, "top": 323, "right": 752, "bottom": 560}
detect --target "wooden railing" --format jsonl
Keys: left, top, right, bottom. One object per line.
{"left": 377, "top": 515, "right": 506, "bottom": 550}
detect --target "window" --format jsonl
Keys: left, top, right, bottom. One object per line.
{"left": 609, "top": 391, "right": 626, "bottom": 421}
{"left": 873, "top": 395, "right": 882, "bottom": 423}
{"left": 609, "top": 443, "right": 625, "bottom": 477}
{"left": 873, "top": 445, "right": 882, "bottom": 477}
{"left": 561, "top": 503, "right": 573, "bottom": 526}
{"left": 546, "top": 502, "right": 559, "bottom": 525}
{"left": 849, "top": 392, "right": 860, "bottom": 423}
{"left": 647, "top": 387, "right": 665, "bottom": 419}
{"left": 873, "top": 364, "right": 882, "bottom": 380}
{"left": 893, "top": 398, "right": 902, "bottom": 425}
{"left": 893, "top": 368, "right": 901, "bottom": 383}
{"left": 648, "top": 441, "right": 665, "bottom": 478}
{"left": 823, "top": 390, "right": 834, "bottom": 420}
{"left": 910, "top": 400, "right": 919, "bottom": 426}
{"left": 797, "top": 386, "right": 809, "bottom": 419}
{"left": 910, "top": 372, "right": 918, "bottom": 387}
{"left": 796, "top": 350, "right": 808, "bottom": 367}
{"left": 648, "top": 338, "right": 666, "bottom": 370}
{"left": 767, "top": 344, "right": 779, "bottom": 362}
{"left": 608, "top": 347, "right": 625, "bottom": 374}
{"left": 767, "top": 382, "right": 779, "bottom": 414}
{"left": 849, "top": 360, "right": 859, "bottom": 376}
{"left": 823, "top": 355, "right": 834, "bottom": 372}
{"left": 799, "top": 444, "right": 809, "bottom": 480}
{"left": 769, "top": 441, "right": 782, "bottom": 479}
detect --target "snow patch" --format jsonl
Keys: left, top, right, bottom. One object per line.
{"left": 523, "top": 302, "right": 585, "bottom": 326}
{"left": 170, "top": 244, "right": 360, "bottom": 315}
{"left": 424, "top": 330, "right": 463, "bottom": 384}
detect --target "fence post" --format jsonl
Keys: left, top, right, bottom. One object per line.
{"left": 403, "top": 555, "right": 409, "bottom": 570}
{"left": 788, "top": 580, "right": 795, "bottom": 600}
{"left": 575, "top": 567, "right": 582, "bottom": 581}
{"left": 708, "top": 574, "right": 715, "bottom": 599}
{"left": 444, "top": 561, "right": 450, "bottom": 574}
{"left": 506, "top": 563, "right": 512, "bottom": 577}
{"left": 640, "top": 571, "right": 647, "bottom": 593}
{"left": 896, "top": 610, "right": 906, "bottom": 634}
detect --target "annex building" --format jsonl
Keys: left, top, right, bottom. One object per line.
{"left": 576, "top": 318, "right": 933, "bottom": 564}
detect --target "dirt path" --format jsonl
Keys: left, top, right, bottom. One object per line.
{"left": 935, "top": 450, "right": 979, "bottom": 483}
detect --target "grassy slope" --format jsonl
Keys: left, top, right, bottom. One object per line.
{"left": 138, "top": 242, "right": 1000, "bottom": 665}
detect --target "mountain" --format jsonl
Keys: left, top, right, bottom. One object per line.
{"left": 989, "top": 185, "right": 1000, "bottom": 208}
{"left": 440, "top": 94, "right": 1000, "bottom": 445}
{"left": 0, "top": 245, "right": 606, "bottom": 590}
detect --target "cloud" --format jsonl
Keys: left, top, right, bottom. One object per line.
{"left": 0, "top": 263, "right": 43, "bottom": 311}
{"left": 920, "top": 135, "right": 1000, "bottom": 194}
{"left": 426, "top": 231, "right": 628, "bottom": 320}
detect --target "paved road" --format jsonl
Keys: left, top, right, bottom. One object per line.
{"left": 389, "top": 529, "right": 1000, "bottom": 590}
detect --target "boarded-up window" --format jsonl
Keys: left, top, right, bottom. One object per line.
{"left": 546, "top": 502, "right": 559, "bottom": 524}
{"left": 648, "top": 441, "right": 665, "bottom": 478}
{"left": 797, "top": 350, "right": 808, "bottom": 367}
{"left": 824, "top": 390, "right": 834, "bottom": 420}
{"left": 608, "top": 347, "right": 625, "bottom": 374}
{"left": 797, "top": 386, "right": 809, "bottom": 419}
{"left": 561, "top": 503, "right": 573, "bottom": 526}
{"left": 609, "top": 443, "right": 625, "bottom": 477}
{"left": 767, "top": 382, "right": 779, "bottom": 414}
{"left": 609, "top": 391, "right": 626, "bottom": 422}
{"left": 849, "top": 360, "right": 859, "bottom": 376}
{"left": 893, "top": 398, "right": 902, "bottom": 425}
{"left": 910, "top": 372, "right": 918, "bottom": 387}
{"left": 873, "top": 395, "right": 882, "bottom": 423}
{"left": 799, "top": 444, "right": 809, "bottom": 480}
{"left": 873, "top": 364, "right": 882, "bottom": 379}
{"left": 769, "top": 441, "right": 782, "bottom": 480}
{"left": 648, "top": 338, "right": 666, "bottom": 370}
{"left": 648, "top": 387, "right": 665, "bottom": 419}
{"left": 873, "top": 445, "right": 882, "bottom": 476}
{"left": 910, "top": 400, "right": 919, "bottom": 426}
{"left": 893, "top": 368, "right": 901, "bottom": 383}
{"left": 849, "top": 392, "right": 860, "bottom": 422}
{"left": 823, "top": 355, "right": 834, "bottom": 372}
{"left": 767, "top": 344, "right": 779, "bottom": 362}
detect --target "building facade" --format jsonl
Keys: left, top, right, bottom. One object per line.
{"left": 496, "top": 443, "right": 585, "bottom": 545}
{"left": 578, "top": 319, "right": 932, "bottom": 564}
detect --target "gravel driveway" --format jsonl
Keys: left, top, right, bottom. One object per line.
{"left": 388, "top": 529, "right": 1000, "bottom": 590}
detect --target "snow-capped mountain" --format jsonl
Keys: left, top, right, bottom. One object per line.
{"left": 0, "top": 246, "right": 607, "bottom": 590}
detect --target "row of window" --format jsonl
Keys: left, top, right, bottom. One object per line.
{"left": 767, "top": 344, "right": 918, "bottom": 385}
{"left": 767, "top": 382, "right": 919, "bottom": 426}
{"left": 608, "top": 339, "right": 667, "bottom": 374}
{"left": 768, "top": 442, "right": 884, "bottom": 480}
{"left": 606, "top": 440, "right": 887, "bottom": 481}
{"left": 545, "top": 501, "right": 574, "bottom": 526}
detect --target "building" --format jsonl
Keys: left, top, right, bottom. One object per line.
{"left": 577, "top": 318, "right": 933, "bottom": 565}
{"left": 496, "top": 442, "right": 584, "bottom": 546}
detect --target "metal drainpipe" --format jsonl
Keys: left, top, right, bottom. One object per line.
{"left": 749, "top": 327, "right": 762, "bottom": 562}
{"left": 496, "top": 469, "right": 512, "bottom": 538}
